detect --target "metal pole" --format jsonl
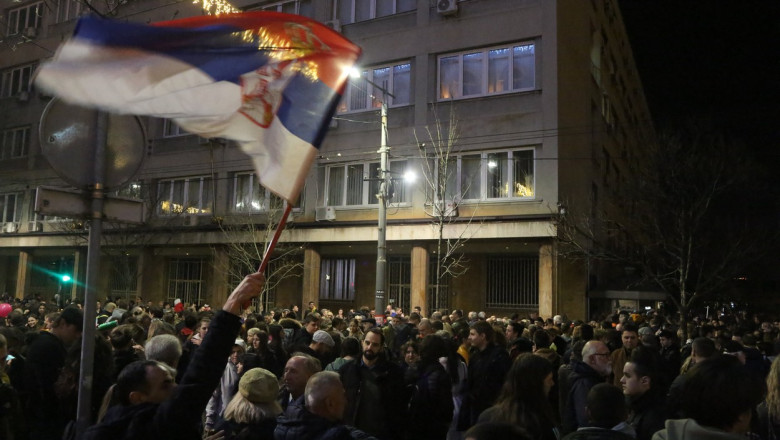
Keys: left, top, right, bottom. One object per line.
{"left": 76, "top": 111, "right": 106, "bottom": 437}
{"left": 375, "top": 100, "right": 388, "bottom": 326}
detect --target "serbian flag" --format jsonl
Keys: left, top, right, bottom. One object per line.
{"left": 34, "top": 12, "right": 361, "bottom": 203}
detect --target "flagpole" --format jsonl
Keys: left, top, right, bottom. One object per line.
{"left": 245, "top": 203, "right": 292, "bottom": 310}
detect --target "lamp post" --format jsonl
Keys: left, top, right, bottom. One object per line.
{"left": 375, "top": 99, "right": 388, "bottom": 326}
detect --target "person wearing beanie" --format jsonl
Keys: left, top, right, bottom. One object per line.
{"left": 213, "top": 367, "right": 282, "bottom": 439}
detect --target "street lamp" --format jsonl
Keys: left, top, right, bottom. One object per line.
{"left": 351, "top": 68, "right": 393, "bottom": 326}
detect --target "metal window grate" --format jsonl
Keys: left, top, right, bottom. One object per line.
{"left": 387, "top": 256, "right": 411, "bottom": 311}
{"left": 485, "top": 255, "right": 538, "bottom": 308}
{"left": 167, "top": 258, "right": 204, "bottom": 306}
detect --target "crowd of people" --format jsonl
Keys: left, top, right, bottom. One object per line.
{"left": 0, "top": 284, "right": 779, "bottom": 440}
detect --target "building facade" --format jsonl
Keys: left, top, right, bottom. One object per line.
{"left": 0, "top": 0, "right": 653, "bottom": 319}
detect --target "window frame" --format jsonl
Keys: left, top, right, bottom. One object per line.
{"left": 0, "top": 192, "right": 23, "bottom": 223}
{"left": 1, "top": 63, "right": 35, "bottom": 98}
{"left": 166, "top": 257, "right": 205, "bottom": 305}
{"left": 324, "top": 159, "right": 410, "bottom": 208}
{"left": 434, "top": 148, "right": 536, "bottom": 202}
{"left": 485, "top": 255, "right": 539, "bottom": 308}
{"left": 251, "top": 0, "right": 313, "bottom": 16}
{"left": 335, "top": 0, "right": 416, "bottom": 24}
{"left": 162, "top": 119, "right": 188, "bottom": 138}
{"left": 438, "top": 41, "right": 536, "bottom": 101}
{"left": 157, "top": 175, "right": 214, "bottom": 216}
{"left": 56, "top": 0, "right": 83, "bottom": 23}
{"left": 1, "top": 126, "right": 30, "bottom": 159}
{"left": 6, "top": 2, "right": 43, "bottom": 35}
{"left": 232, "top": 171, "right": 301, "bottom": 213}
{"left": 338, "top": 61, "right": 412, "bottom": 113}
{"left": 319, "top": 257, "right": 356, "bottom": 301}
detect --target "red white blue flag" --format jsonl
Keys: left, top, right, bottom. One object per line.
{"left": 34, "top": 12, "right": 361, "bottom": 202}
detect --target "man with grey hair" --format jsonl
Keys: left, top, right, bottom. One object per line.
{"left": 275, "top": 371, "right": 377, "bottom": 440}
{"left": 278, "top": 353, "right": 322, "bottom": 410}
{"left": 561, "top": 340, "right": 612, "bottom": 435}
{"left": 144, "top": 334, "right": 183, "bottom": 369}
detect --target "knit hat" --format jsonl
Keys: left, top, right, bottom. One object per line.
{"left": 312, "top": 330, "right": 335, "bottom": 347}
{"left": 239, "top": 368, "right": 282, "bottom": 410}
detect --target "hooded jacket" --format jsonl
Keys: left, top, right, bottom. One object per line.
{"left": 561, "top": 361, "right": 607, "bottom": 435}
{"left": 651, "top": 419, "right": 744, "bottom": 440}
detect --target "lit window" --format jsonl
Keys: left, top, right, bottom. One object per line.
{"left": 324, "top": 159, "right": 409, "bottom": 207}
{"left": 233, "top": 172, "right": 300, "bottom": 212}
{"left": 1, "top": 126, "right": 30, "bottom": 159}
{"left": 434, "top": 148, "right": 535, "bottom": 201}
{"left": 438, "top": 42, "right": 535, "bottom": 100}
{"left": 157, "top": 176, "right": 213, "bottom": 215}
{"left": 338, "top": 62, "right": 411, "bottom": 113}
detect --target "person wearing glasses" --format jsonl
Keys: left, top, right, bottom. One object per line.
{"left": 561, "top": 340, "right": 613, "bottom": 435}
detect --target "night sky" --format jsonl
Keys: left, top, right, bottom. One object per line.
{"left": 619, "top": 1, "right": 780, "bottom": 155}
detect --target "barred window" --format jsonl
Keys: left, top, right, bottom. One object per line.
{"left": 387, "top": 256, "right": 410, "bottom": 311}
{"left": 485, "top": 255, "right": 538, "bottom": 308}
{"left": 320, "top": 258, "right": 355, "bottom": 301}
{"left": 167, "top": 258, "right": 204, "bottom": 305}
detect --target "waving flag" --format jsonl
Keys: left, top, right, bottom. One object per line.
{"left": 34, "top": 12, "right": 361, "bottom": 202}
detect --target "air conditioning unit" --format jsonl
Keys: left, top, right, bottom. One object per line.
{"left": 433, "top": 201, "right": 458, "bottom": 218}
{"left": 23, "top": 27, "right": 37, "bottom": 39}
{"left": 436, "top": 0, "right": 458, "bottom": 16}
{"left": 3, "top": 222, "right": 18, "bottom": 233}
{"left": 17, "top": 91, "right": 29, "bottom": 102}
{"left": 315, "top": 206, "right": 336, "bottom": 222}
{"left": 28, "top": 221, "right": 43, "bottom": 232}
{"left": 324, "top": 19, "right": 341, "bottom": 32}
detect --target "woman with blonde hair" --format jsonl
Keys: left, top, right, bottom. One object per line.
{"left": 211, "top": 367, "right": 282, "bottom": 439}
{"left": 756, "top": 356, "right": 780, "bottom": 439}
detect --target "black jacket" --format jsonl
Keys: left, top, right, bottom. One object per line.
{"left": 626, "top": 392, "right": 667, "bottom": 440}
{"left": 339, "top": 357, "right": 408, "bottom": 440}
{"left": 459, "top": 342, "right": 511, "bottom": 429}
{"left": 83, "top": 310, "right": 241, "bottom": 440}
{"left": 406, "top": 362, "right": 454, "bottom": 440}
{"left": 274, "top": 403, "right": 377, "bottom": 440}
{"left": 561, "top": 361, "right": 606, "bottom": 435}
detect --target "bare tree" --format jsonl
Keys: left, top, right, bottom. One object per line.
{"left": 416, "top": 105, "right": 480, "bottom": 312}
{"left": 216, "top": 196, "right": 303, "bottom": 314}
{"left": 557, "top": 120, "right": 774, "bottom": 339}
